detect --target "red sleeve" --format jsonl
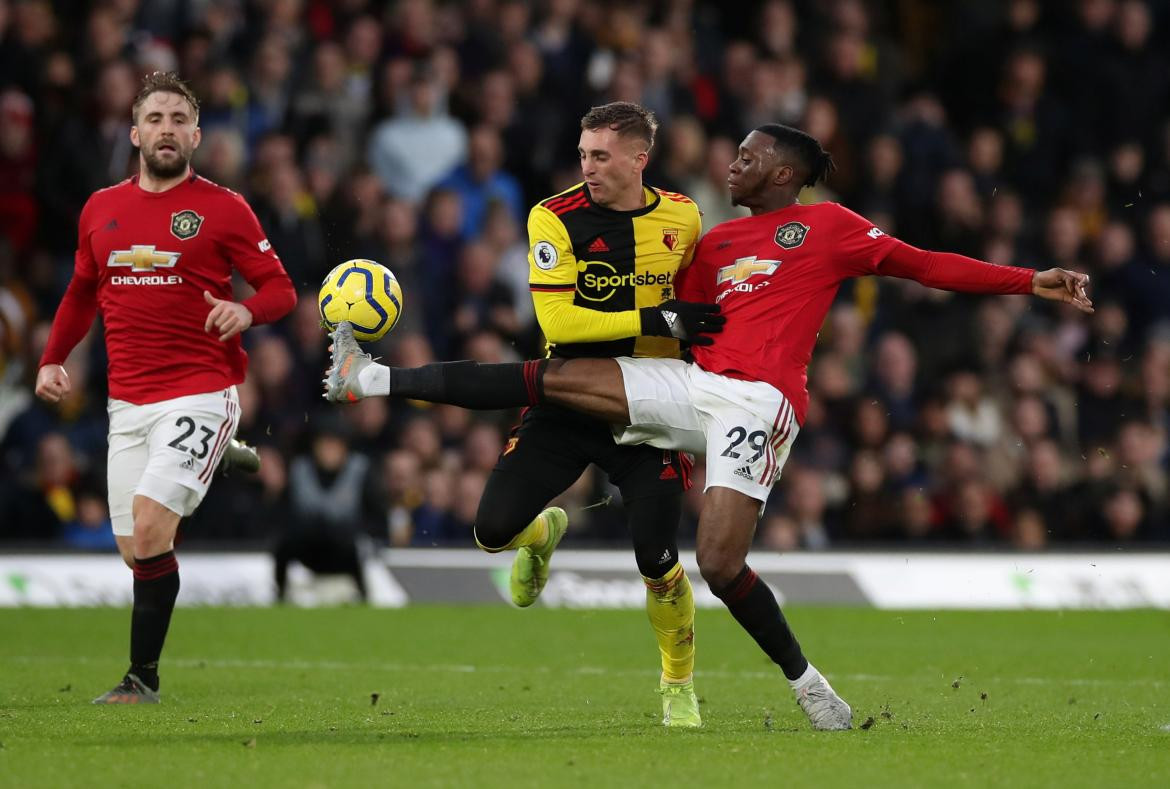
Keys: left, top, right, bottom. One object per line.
{"left": 675, "top": 235, "right": 710, "bottom": 302}
{"left": 40, "top": 201, "right": 100, "bottom": 367}
{"left": 39, "top": 273, "right": 98, "bottom": 366}
{"left": 829, "top": 203, "right": 902, "bottom": 277}
{"left": 875, "top": 243, "right": 1034, "bottom": 294}
{"left": 220, "top": 193, "right": 297, "bottom": 324}
{"left": 240, "top": 269, "right": 297, "bottom": 325}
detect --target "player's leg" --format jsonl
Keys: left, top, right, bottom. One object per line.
{"left": 97, "top": 388, "right": 241, "bottom": 704}
{"left": 218, "top": 435, "right": 260, "bottom": 475}
{"left": 96, "top": 403, "right": 161, "bottom": 702}
{"left": 474, "top": 408, "right": 586, "bottom": 606}
{"left": 93, "top": 493, "right": 183, "bottom": 705}
{"left": 130, "top": 494, "right": 182, "bottom": 686}
{"left": 695, "top": 487, "right": 850, "bottom": 730}
{"left": 325, "top": 322, "right": 632, "bottom": 423}
{"left": 692, "top": 372, "right": 851, "bottom": 730}
{"left": 629, "top": 493, "right": 695, "bottom": 691}
{"left": 695, "top": 485, "right": 801, "bottom": 671}
{"left": 114, "top": 536, "right": 135, "bottom": 569}
{"left": 107, "top": 402, "right": 147, "bottom": 570}
{"left": 611, "top": 448, "right": 699, "bottom": 727}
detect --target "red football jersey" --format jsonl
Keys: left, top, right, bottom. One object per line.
{"left": 676, "top": 201, "right": 1032, "bottom": 425}
{"left": 43, "top": 173, "right": 295, "bottom": 404}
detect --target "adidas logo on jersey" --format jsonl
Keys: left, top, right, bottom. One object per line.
{"left": 588, "top": 237, "right": 610, "bottom": 253}
{"left": 733, "top": 465, "right": 754, "bottom": 481}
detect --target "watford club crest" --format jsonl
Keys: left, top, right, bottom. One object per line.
{"left": 171, "top": 209, "right": 204, "bottom": 240}
{"left": 662, "top": 228, "right": 679, "bottom": 251}
{"left": 774, "top": 221, "right": 809, "bottom": 249}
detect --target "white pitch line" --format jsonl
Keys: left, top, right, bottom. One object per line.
{"left": 2, "top": 655, "right": 1163, "bottom": 688}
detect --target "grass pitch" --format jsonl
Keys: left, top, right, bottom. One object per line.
{"left": 1, "top": 606, "right": 1167, "bottom": 788}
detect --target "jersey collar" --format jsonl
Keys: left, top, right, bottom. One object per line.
{"left": 582, "top": 183, "right": 662, "bottom": 217}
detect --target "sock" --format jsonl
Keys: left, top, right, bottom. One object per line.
{"left": 130, "top": 551, "right": 180, "bottom": 692}
{"left": 788, "top": 661, "right": 819, "bottom": 690}
{"left": 489, "top": 510, "right": 550, "bottom": 552}
{"left": 643, "top": 562, "right": 695, "bottom": 683}
{"left": 357, "top": 363, "right": 390, "bottom": 395}
{"left": 714, "top": 565, "right": 809, "bottom": 681}
{"left": 383, "top": 360, "right": 546, "bottom": 408}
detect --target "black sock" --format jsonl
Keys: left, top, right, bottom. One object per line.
{"left": 389, "top": 359, "right": 546, "bottom": 409}
{"left": 130, "top": 551, "right": 180, "bottom": 692}
{"left": 714, "top": 565, "right": 809, "bottom": 681}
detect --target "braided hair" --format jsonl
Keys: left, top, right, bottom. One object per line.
{"left": 754, "top": 123, "right": 836, "bottom": 187}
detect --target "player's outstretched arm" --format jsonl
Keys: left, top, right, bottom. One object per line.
{"left": 203, "top": 290, "right": 254, "bottom": 341}
{"left": 1030, "top": 268, "right": 1094, "bottom": 313}
{"left": 876, "top": 243, "right": 1094, "bottom": 311}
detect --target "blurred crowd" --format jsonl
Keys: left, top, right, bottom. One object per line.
{"left": 2, "top": 0, "right": 1169, "bottom": 554}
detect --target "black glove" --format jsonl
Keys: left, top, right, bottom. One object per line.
{"left": 639, "top": 299, "right": 726, "bottom": 346}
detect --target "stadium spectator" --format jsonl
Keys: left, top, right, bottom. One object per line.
{"left": 436, "top": 124, "right": 524, "bottom": 238}
{"left": 367, "top": 62, "right": 467, "bottom": 202}
{"left": 0, "top": 431, "right": 80, "bottom": 542}
{"left": 60, "top": 477, "right": 117, "bottom": 552}
{"left": 288, "top": 39, "right": 370, "bottom": 168}
{"left": 0, "top": 89, "right": 37, "bottom": 255}
{"left": 772, "top": 466, "right": 832, "bottom": 549}
{"left": 274, "top": 414, "right": 372, "bottom": 602}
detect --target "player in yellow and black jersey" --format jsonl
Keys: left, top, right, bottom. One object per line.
{"left": 527, "top": 177, "right": 699, "bottom": 360}
{"left": 471, "top": 103, "right": 720, "bottom": 728}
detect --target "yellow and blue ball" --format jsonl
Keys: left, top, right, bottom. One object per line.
{"left": 318, "top": 259, "right": 403, "bottom": 342}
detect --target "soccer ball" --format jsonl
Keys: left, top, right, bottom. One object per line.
{"left": 318, "top": 259, "right": 404, "bottom": 342}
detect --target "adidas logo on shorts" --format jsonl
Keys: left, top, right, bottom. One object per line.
{"left": 180, "top": 456, "right": 196, "bottom": 471}
{"left": 733, "top": 465, "right": 754, "bottom": 481}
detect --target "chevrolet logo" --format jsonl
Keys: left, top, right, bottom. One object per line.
{"left": 716, "top": 256, "right": 781, "bottom": 285}
{"left": 107, "top": 245, "right": 181, "bottom": 271}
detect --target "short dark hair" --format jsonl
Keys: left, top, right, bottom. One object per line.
{"left": 581, "top": 102, "right": 658, "bottom": 151}
{"left": 754, "top": 123, "right": 836, "bottom": 187}
{"left": 132, "top": 71, "right": 200, "bottom": 124}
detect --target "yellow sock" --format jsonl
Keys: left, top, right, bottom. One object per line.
{"left": 476, "top": 511, "right": 550, "bottom": 553}
{"left": 643, "top": 562, "right": 695, "bottom": 683}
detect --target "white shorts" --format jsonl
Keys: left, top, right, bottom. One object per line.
{"left": 612, "top": 358, "right": 798, "bottom": 504}
{"left": 106, "top": 387, "right": 240, "bottom": 536}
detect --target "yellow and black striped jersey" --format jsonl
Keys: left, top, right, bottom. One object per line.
{"left": 527, "top": 182, "right": 702, "bottom": 359}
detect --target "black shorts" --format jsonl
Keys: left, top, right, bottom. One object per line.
{"left": 493, "top": 404, "right": 692, "bottom": 502}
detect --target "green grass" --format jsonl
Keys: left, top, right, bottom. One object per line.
{"left": 1, "top": 606, "right": 1167, "bottom": 788}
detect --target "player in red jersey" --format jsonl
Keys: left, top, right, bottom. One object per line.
{"left": 324, "top": 123, "right": 1092, "bottom": 729}
{"left": 35, "top": 72, "right": 296, "bottom": 703}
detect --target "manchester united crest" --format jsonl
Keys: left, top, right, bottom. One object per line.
{"left": 662, "top": 228, "right": 680, "bottom": 251}
{"left": 774, "top": 221, "right": 809, "bottom": 249}
{"left": 171, "top": 210, "right": 204, "bottom": 240}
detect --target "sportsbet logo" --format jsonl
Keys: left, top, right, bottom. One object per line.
{"left": 576, "top": 260, "right": 673, "bottom": 302}
{"left": 107, "top": 245, "right": 181, "bottom": 271}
